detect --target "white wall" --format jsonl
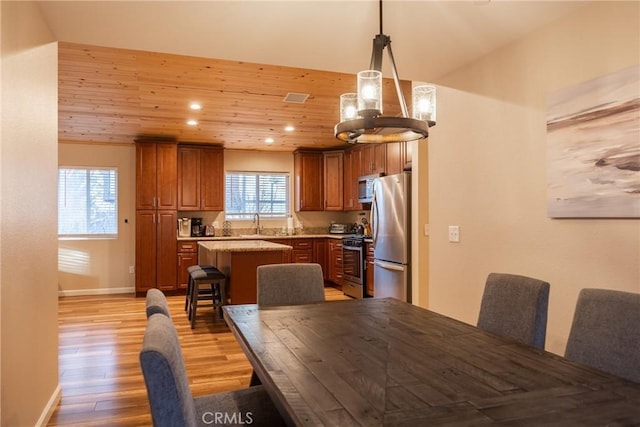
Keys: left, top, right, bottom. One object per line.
{"left": 58, "top": 143, "right": 136, "bottom": 294}
{"left": 427, "top": 1, "right": 640, "bottom": 356}
{"left": 1, "top": 2, "right": 59, "bottom": 424}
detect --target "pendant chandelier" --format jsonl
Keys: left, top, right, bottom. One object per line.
{"left": 334, "top": 0, "right": 436, "bottom": 144}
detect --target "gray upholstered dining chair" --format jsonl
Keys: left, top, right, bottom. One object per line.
{"left": 140, "top": 313, "right": 284, "bottom": 427}
{"left": 564, "top": 288, "right": 640, "bottom": 383}
{"left": 146, "top": 288, "right": 171, "bottom": 319}
{"left": 256, "top": 263, "right": 325, "bottom": 307}
{"left": 477, "top": 272, "right": 550, "bottom": 350}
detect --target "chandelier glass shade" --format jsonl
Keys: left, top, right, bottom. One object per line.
{"left": 334, "top": 0, "right": 436, "bottom": 144}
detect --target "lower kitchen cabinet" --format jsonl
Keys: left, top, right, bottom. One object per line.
{"left": 135, "top": 210, "right": 177, "bottom": 294}
{"left": 313, "top": 238, "right": 328, "bottom": 281}
{"left": 266, "top": 238, "right": 320, "bottom": 265}
{"left": 177, "top": 241, "right": 198, "bottom": 291}
{"left": 366, "top": 242, "right": 375, "bottom": 297}
{"left": 265, "top": 239, "right": 292, "bottom": 262}
{"left": 328, "top": 239, "right": 343, "bottom": 287}
{"left": 291, "top": 238, "right": 314, "bottom": 263}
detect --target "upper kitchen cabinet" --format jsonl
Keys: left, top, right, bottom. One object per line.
{"left": 177, "top": 145, "right": 224, "bottom": 211}
{"left": 136, "top": 141, "right": 177, "bottom": 210}
{"left": 386, "top": 142, "right": 412, "bottom": 176}
{"left": 360, "top": 144, "right": 386, "bottom": 176}
{"left": 323, "top": 151, "right": 344, "bottom": 211}
{"left": 294, "top": 151, "right": 324, "bottom": 211}
{"left": 343, "top": 147, "right": 362, "bottom": 211}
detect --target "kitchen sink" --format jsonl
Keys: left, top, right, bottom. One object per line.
{"left": 239, "top": 234, "right": 265, "bottom": 238}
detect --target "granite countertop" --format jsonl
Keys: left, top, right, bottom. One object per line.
{"left": 198, "top": 240, "right": 293, "bottom": 252}
{"left": 179, "top": 234, "right": 346, "bottom": 241}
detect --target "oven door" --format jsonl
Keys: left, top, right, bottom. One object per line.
{"left": 342, "top": 244, "right": 363, "bottom": 285}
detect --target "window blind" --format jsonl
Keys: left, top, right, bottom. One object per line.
{"left": 225, "top": 172, "right": 289, "bottom": 219}
{"left": 58, "top": 167, "right": 118, "bottom": 236}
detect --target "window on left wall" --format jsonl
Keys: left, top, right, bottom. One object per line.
{"left": 58, "top": 167, "right": 118, "bottom": 238}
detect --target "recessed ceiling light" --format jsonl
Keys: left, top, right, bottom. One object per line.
{"left": 186, "top": 119, "right": 198, "bottom": 126}
{"left": 284, "top": 125, "right": 295, "bottom": 132}
{"left": 189, "top": 102, "right": 202, "bottom": 110}
{"left": 265, "top": 138, "right": 274, "bottom": 144}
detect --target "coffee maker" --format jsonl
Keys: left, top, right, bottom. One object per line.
{"left": 191, "top": 217, "right": 204, "bottom": 237}
{"left": 178, "top": 218, "right": 191, "bottom": 237}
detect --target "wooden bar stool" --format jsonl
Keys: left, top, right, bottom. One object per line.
{"left": 187, "top": 265, "right": 226, "bottom": 329}
{"left": 184, "top": 264, "right": 216, "bottom": 312}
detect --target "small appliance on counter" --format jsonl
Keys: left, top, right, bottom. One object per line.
{"left": 352, "top": 223, "right": 365, "bottom": 235}
{"left": 329, "top": 223, "right": 351, "bottom": 234}
{"left": 191, "top": 217, "right": 204, "bottom": 237}
{"left": 178, "top": 218, "right": 191, "bottom": 237}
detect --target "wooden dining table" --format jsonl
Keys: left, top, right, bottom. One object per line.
{"left": 223, "top": 297, "right": 640, "bottom": 426}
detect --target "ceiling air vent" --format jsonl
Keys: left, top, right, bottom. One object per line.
{"left": 283, "top": 93, "right": 309, "bottom": 104}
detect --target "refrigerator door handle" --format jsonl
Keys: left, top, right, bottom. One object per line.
{"left": 371, "top": 180, "right": 379, "bottom": 245}
{"left": 374, "top": 260, "right": 406, "bottom": 272}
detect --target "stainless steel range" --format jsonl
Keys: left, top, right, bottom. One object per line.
{"left": 342, "top": 235, "right": 367, "bottom": 299}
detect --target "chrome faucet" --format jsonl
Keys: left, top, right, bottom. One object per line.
{"left": 253, "top": 212, "right": 261, "bottom": 235}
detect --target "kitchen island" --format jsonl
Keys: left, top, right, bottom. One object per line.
{"left": 198, "top": 240, "right": 293, "bottom": 304}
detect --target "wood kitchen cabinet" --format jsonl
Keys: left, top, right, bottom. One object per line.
{"left": 343, "top": 147, "right": 362, "bottom": 211}
{"left": 136, "top": 210, "right": 177, "bottom": 293}
{"left": 313, "top": 238, "right": 328, "bottom": 281}
{"left": 135, "top": 140, "right": 178, "bottom": 294}
{"left": 294, "top": 151, "right": 324, "bottom": 211}
{"left": 136, "top": 141, "right": 177, "bottom": 210}
{"left": 177, "top": 147, "right": 199, "bottom": 211}
{"left": 291, "top": 238, "right": 314, "bottom": 263}
{"left": 328, "top": 239, "right": 343, "bottom": 287}
{"left": 265, "top": 237, "right": 327, "bottom": 281}
{"left": 176, "top": 241, "right": 198, "bottom": 291}
{"left": 386, "top": 142, "right": 409, "bottom": 176}
{"left": 177, "top": 145, "right": 224, "bottom": 211}
{"left": 360, "top": 143, "right": 386, "bottom": 176}
{"left": 323, "top": 151, "right": 344, "bottom": 211}
{"left": 264, "top": 239, "right": 292, "bottom": 263}
{"left": 366, "top": 241, "right": 375, "bottom": 297}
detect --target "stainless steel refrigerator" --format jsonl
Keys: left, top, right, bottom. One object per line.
{"left": 371, "top": 173, "right": 411, "bottom": 302}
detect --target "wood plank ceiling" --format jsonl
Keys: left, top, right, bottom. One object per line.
{"left": 58, "top": 42, "right": 411, "bottom": 152}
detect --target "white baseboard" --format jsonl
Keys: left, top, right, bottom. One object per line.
{"left": 36, "top": 384, "right": 61, "bottom": 427}
{"left": 58, "top": 287, "right": 135, "bottom": 297}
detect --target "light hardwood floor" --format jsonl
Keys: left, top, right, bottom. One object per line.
{"left": 49, "top": 287, "right": 350, "bottom": 426}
